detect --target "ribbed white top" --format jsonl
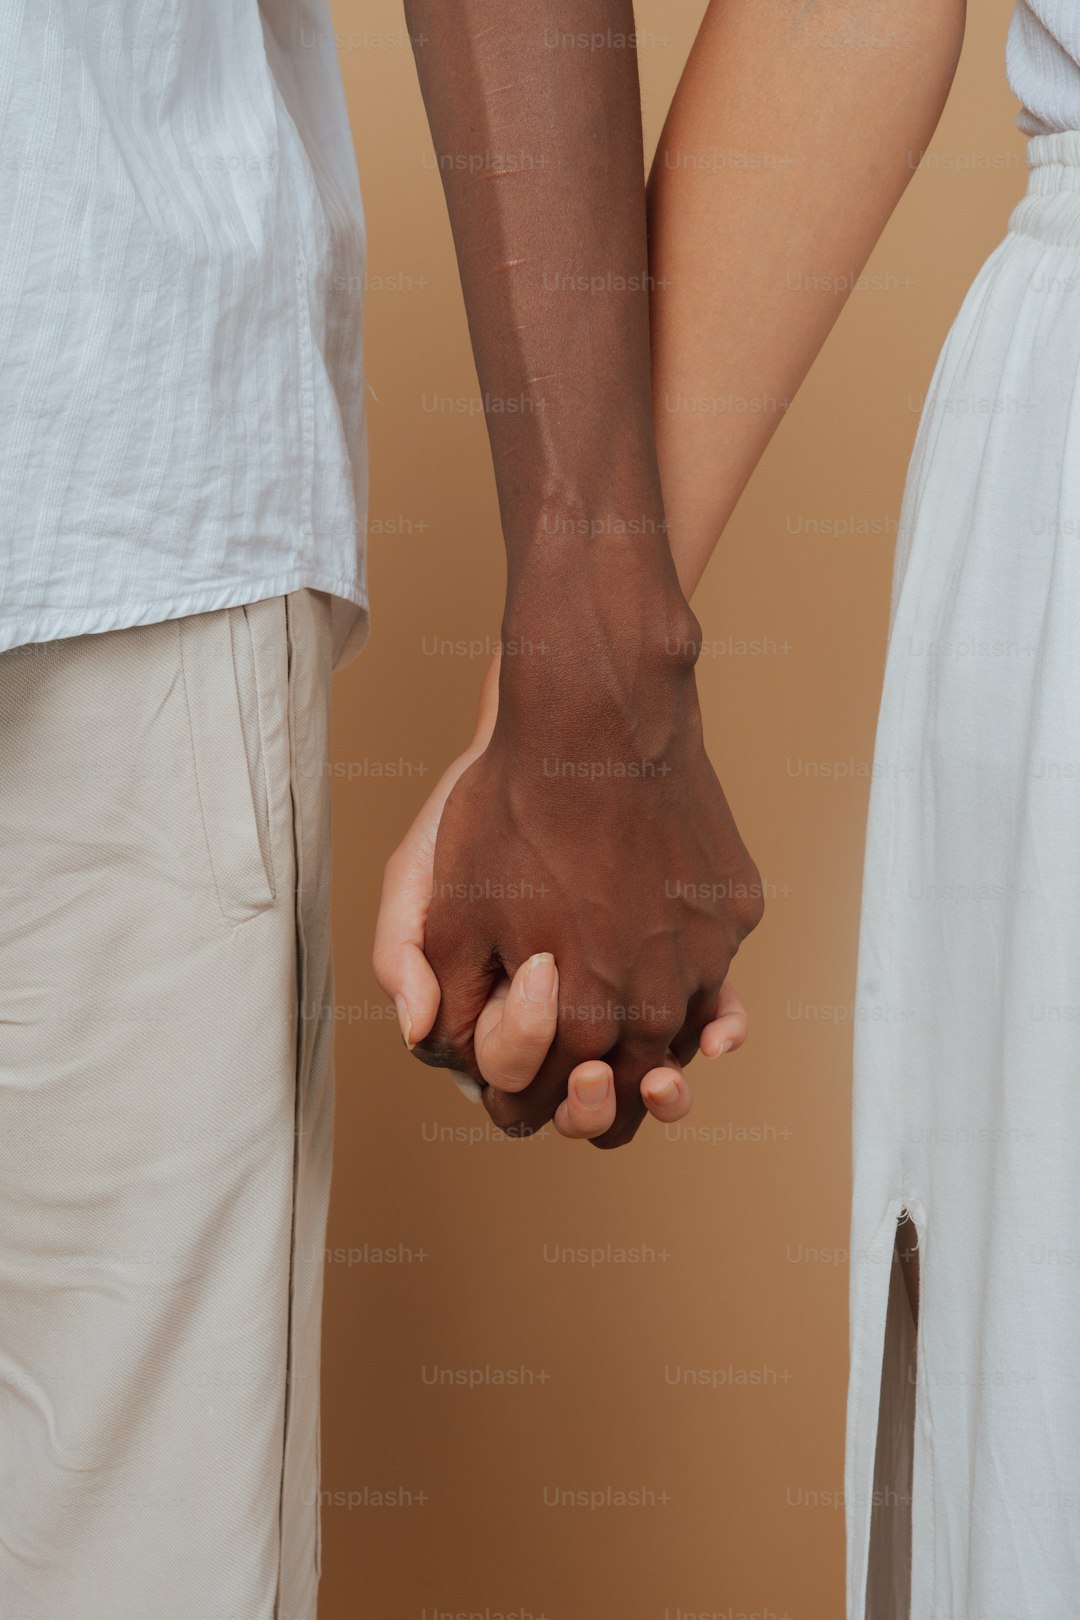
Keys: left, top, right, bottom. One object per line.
{"left": 1008, "top": 1, "right": 1080, "bottom": 135}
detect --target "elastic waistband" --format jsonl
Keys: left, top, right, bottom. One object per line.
{"left": 1010, "top": 132, "right": 1080, "bottom": 245}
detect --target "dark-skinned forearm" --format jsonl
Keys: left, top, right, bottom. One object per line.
{"left": 405, "top": 0, "right": 694, "bottom": 697}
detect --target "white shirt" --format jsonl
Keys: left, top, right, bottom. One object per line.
{"left": 0, "top": 0, "right": 368, "bottom": 667}
{"left": 1008, "top": 1, "right": 1080, "bottom": 135}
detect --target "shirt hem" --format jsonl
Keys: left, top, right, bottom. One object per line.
{"left": 0, "top": 572, "right": 370, "bottom": 670}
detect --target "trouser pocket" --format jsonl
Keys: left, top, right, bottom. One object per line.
{"left": 178, "top": 601, "right": 279, "bottom": 925}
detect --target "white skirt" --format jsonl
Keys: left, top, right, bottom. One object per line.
{"left": 847, "top": 130, "right": 1080, "bottom": 1616}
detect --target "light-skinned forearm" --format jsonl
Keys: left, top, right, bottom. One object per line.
{"left": 647, "top": 0, "right": 966, "bottom": 596}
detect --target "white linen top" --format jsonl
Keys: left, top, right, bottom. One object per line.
{"left": 0, "top": 0, "right": 368, "bottom": 667}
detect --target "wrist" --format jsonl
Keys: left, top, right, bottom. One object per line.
{"left": 502, "top": 547, "right": 700, "bottom": 678}
{"left": 495, "top": 593, "right": 702, "bottom": 763}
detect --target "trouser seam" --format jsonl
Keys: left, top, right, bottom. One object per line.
{"left": 275, "top": 591, "right": 308, "bottom": 1620}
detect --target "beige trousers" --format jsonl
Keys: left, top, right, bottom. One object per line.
{"left": 0, "top": 592, "right": 335, "bottom": 1620}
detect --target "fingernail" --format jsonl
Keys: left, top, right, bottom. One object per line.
{"left": 394, "top": 995, "right": 414, "bottom": 1050}
{"left": 574, "top": 1065, "right": 610, "bottom": 1106}
{"left": 706, "top": 1039, "right": 732, "bottom": 1059}
{"left": 451, "top": 1072, "right": 483, "bottom": 1104}
{"left": 644, "top": 1073, "right": 678, "bottom": 1104}
{"left": 523, "top": 951, "right": 556, "bottom": 1003}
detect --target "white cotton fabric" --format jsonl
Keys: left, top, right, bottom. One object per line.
{"left": 847, "top": 132, "right": 1080, "bottom": 1615}
{"left": 1009, "top": 1, "right": 1080, "bottom": 134}
{"left": 0, "top": 1, "right": 368, "bottom": 668}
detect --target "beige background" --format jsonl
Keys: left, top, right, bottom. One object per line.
{"left": 323, "top": 3, "right": 1024, "bottom": 1615}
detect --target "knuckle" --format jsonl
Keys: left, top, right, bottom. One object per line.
{"left": 626, "top": 1000, "right": 684, "bottom": 1048}
{"left": 559, "top": 1021, "right": 619, "bottom": 1065}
